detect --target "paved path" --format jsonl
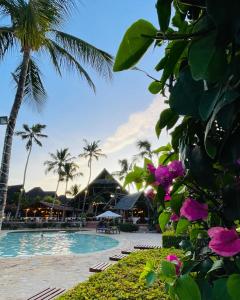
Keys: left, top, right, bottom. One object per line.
{"left": 0, "top": 231, "right": 162, "bottom": 300}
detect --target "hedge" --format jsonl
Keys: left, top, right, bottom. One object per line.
{"left": 162, "top": 230, "right": 189, "bottom": 249}
{"left": 57, "top": 248, "right": 183, "bottom": 300}
{"left": 119, "top": 223, "right": 139, "bottom": 232}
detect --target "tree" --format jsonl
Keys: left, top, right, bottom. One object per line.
{"left": 44, "top": 148, "right": 73, "bottom": 217}
{"left": 67, "top": 184, "right": 81, "bottom": 212}
{"left": 15, "top": 123, "right": 47, "bottom": 217}
{"left": 113, "top": 159, "right": 132, "bottom": 181}
{"left": 135, "top": 140, "right": 153, "bottom": 160}
{"left": 0, "top": 0, "right": 113, "bottom": 229}
{"left": 79, "top": 140, "right": 106, "bottom": 214}
{"left": 62, "top": 162, "right": 82, "bottom": 219}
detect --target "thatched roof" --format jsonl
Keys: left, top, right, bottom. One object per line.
{"left": 40, "top": 201, "right": 80, "bottom": 212}
{"left": 26, "top": 187, "right": 55, "bottom": 199}
{"left": 115, "top": 192, "right": 153, "bottom": 211}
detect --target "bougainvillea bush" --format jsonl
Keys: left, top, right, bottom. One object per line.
{"left": 114, "top": 0, "right": 240, "bottom": 299}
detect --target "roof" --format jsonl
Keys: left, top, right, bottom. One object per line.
{"left": 26, "top": 187, "right": 55, "bottom": 199}
{"left": 40, "top": 201, "right": 80, "bottom": 211}
{"left": 7, "top": 185, "right": 23, "bottom": 195}
{"left": 115, "top": 192, "right": 144, "bottom": 210}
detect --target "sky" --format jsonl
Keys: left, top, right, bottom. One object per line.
{"left": 0, "top": 0, "right": 170, "bottom": 194}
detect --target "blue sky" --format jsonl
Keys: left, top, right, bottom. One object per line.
{"left": 0, "top": 0, "right": 169, "bottom": 194}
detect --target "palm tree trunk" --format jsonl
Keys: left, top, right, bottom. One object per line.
{"left": 0, "top": 50, "right": 30, "bottom": 229}
{"left": 82, "top": 158, "right": 92, "bottom": 214}
{"left": 62, "top": 179, "right": 68, "bottom": 221}
{"left": 15, "top": 143, "right": 32, "bottom": 218}
{"left": 50, "top": 177, "right": 60, "bottom": 219}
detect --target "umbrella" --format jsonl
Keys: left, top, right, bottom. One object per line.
{"left": 96, "top": 210, "right": 121, "bottom": 219}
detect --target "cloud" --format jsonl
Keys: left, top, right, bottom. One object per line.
{"left": 102, "top": 94, "right": 168, "bottom": 154}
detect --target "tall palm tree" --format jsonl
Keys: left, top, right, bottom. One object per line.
{"left": 44, "top": 148, "right": 73, "bottom": 217}
{"left": 15, "top": 123, "right": 47, "bottom": 217}
{"left": 79, "top": 140, "right": 106, "bottom": 214}
{"left": 0, "top": 0, "right": 113, "bottom": 228}
{"left": 135, "top": 140, "right": 153, "bottom": 160}
{"left": 113, "top": 159, "right": 131, "bottom": 181}
{"left": 67, "top": 184, "right": 81, "bottom": 213}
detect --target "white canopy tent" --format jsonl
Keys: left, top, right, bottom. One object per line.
{"left": 96, "top": 210, "right": 121, "bottom": 219}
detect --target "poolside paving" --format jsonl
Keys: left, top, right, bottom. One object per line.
{"left": 0, "top": 230, "right": 162, "bottom": 300}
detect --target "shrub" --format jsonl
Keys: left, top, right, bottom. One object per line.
{"left": 162, "top": 231, "right": 189, "bottom": 249}
{"left": 57, "top": 248, "right": 183, "bottom": 300}
{"left": 119, "top": 223, "right": 138, "bottom": 232}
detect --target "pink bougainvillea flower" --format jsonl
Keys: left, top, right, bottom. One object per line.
{"left": 164, "top": 193, "right": 171, "bottom": 201}
{"left": 208, "top": 227, "right": 240, "bottom": 257}
{"left": 145, "top": 188, "right": 155, "bottom": 200}
{"left": 170, "top": 213, "right": 180, "bottom": 222}
{"left": 147, "top": 163, "right": 156, "bottom": 174}
{"left": 155, "top": 165, "right": 173, "bottom": 190}
{"left": 168, "top": 160, "right": 185, "bottom": 178}
{"left": 166, "top": 254, "right": 182, "bottom": 275}
{"left": 180, "top": 198, "right": 208, "bottom": 221}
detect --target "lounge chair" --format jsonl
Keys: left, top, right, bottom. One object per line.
{"left": 89, "top": 262, "right": 112, "bottom": 273}
{"left": 134, "top": 244, "right": 161, "bottom": 250}
{"left": 27, "top": 287, "right": 65, "bottom": 300}
{"left": 109, "top": 254, "right": 127, "bottom": 261}
{"left": 121, "top": 249, "right": 139, "bottom": 254}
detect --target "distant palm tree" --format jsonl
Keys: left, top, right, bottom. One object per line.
{"left": 135, "top": 140, "right": 153, "bottom": 160}
{"left": 79, "top": 140, "right": 106, "bottom": 214}
{"left": 62, "top": 162, "right": 82, "bottom": 219}
{"left": 67, "top": 184, "right": 81, "bottom": 212}
{"left": 113, "top": 159, "right": 132, "bottom": 181}
{"left": 0, "top": 0, "right": 113, "bottom": 228}
{"left": 44, "top": 148, "right": 73, "bottom": 217}
{"left": 15, "top": 123, "right": 47, "bottom": 217}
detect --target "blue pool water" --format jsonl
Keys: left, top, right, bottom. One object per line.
{"left": 0, "top": 231, "right": 119, "bottom": 257}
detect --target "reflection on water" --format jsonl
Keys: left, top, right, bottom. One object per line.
{"left": 0, "top": 232, "right": 118, "bottom": 257}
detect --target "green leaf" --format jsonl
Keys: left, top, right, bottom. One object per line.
{"left": 197, "top": 279, "right": 213, "bottom": 300}
{"left": 170, "top": 194, "right": 184, "bottom": 215}
{"left": 124, "top": 166, "right": 145, "bottom": 187}
{"left": 176, "top": 218, "right": 189, "bottom": 235}
{"left": 212, "top": 278, "right": 231, "bottom": 300}
{"left": 227, "top": 274, "right": 240, "bottom": 300}
{"left": 189, "top": 32, "right": 227, "bottom": 82}
{"left": 113, "top": 19, "right": 157, "bottom": 71}
{"left": 175, "top": 274, "right": 201, "bottom": 300}
{"left": 148, "top": 81, "right": 162, "bottom": 94}
{"left": 153, "top": 143, "right": 172, "bottom": 153}
{"left": 157, "top": 40, "right": 188, "bottom": 89}
{"left": 207, "top": 259, "right": 224, "bottom": 274}
{"left": 156, "top": 0, "right": 172, "bottom": 32}
{"left": 159, "top": 211, "right": 171, "bottom": 232}
{"left": 160, "top": 260, "right": 177, "bottom": 278}
{"left": 169, "top": 67, "right": 203, "bottom": 118}
{"left": 155, "top": 108, "right": 179, "bottom": 138}
{"left": 199, "top": 88, "right": 220, "bottom": 121}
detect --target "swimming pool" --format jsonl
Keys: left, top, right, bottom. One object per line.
{"left": 0, "top": 231, "right": 119, "bottom": 257}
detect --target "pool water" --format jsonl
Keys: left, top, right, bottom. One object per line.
{"left": 0, "top": 231, "right": 119, "bottom": 257}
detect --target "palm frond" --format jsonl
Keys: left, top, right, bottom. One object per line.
{"left": 0, "top": 26, "right": 14, "bottom": 59}
{"left": 44, "top": 39, "right": 95, "bottom": 91}
{"left": 54, "top": 30, "right": 113, "bottom": 79}
{"left": 14, "top": 57, "right": 47, "bottom": 108}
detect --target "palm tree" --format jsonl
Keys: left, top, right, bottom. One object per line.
{"left": 67, "top": 184, "right": 81, "bottom": 213}
{"left": 79, "top": 140, "right": 106, "bottom": 214}
{"left": 44, "top": 148, "right": 73, "bottom": 217}
{"left": 135, "top": 140, "right": 153, "bottom": 160}
{"left": 15, "top": 123, "right": 47, "bottom": 217}
{"left": 113, "top": 159, "right": 131, "bottom": 181}
{"left": 0, "top": 0, "right": 113, "bottom": 228}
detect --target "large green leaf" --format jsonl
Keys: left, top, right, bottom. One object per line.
{"left": 155, "top": 108, "right": 179, "bottom": 138}
{"left": 199, "top": 88, "right": 220, "bottom": 121}
{"left": 156, "top": 0, "right": 172, "bottom": 32}
{"left": 159, "top": 211, "right": 171, "bottom": 232}
{"left": 113, "top": 19, "right": 157, "bottom": 71}
{"left": 174, "top": 274, "right": 201, "bottom": 300}
{"left": 160, "top": 260, "right": 177, "bottom": 278}
{"left": 227, "top": 274, "right": 240, "bottom": 300}
{"left": 176, "top": 218, "right": 189, "bottom": 235}
{"left": 212, "top": 278, "right": 231, "bottom": 300}
{"left": 170, "top": 194, "right": 184, "bottom": 215}
{"left": 189, "top": 32, "right": 227, "bottom": 82}
{"left": 169, "top": 67, "right": 203, "bottom": 118}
